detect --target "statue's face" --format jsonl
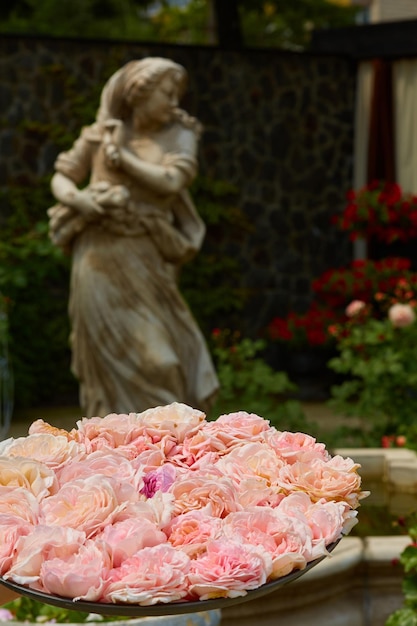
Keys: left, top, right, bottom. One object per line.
{"left": 139, "top": 74, "right": 179, "bottom": 128}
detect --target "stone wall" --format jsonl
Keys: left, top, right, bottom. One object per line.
{"left": 0, "top": 34, "right": 356, "bottom": 337}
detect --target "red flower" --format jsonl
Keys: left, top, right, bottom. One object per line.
{"left": 334, "top": 181, "right": 417, "bottom": 243}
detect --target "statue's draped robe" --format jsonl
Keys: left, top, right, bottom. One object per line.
{"left": 49, "top": 120, "right": 219, "bottom": 417}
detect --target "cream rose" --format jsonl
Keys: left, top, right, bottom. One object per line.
{"left": 0, "top": 456, "right": 57, "bottom": 500}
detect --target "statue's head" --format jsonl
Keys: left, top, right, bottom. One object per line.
{"left": 96, "top": 57, "right": 187, "bottom": 126}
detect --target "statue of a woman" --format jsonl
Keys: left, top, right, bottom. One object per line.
{"left": 48, "top": 57, "right": 219, "bottom": 417}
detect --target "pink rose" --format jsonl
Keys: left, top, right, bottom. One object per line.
{"left": 215, "top": 411, "right": 271, "bottom": 438}
{"left": 222, "top": 508, "right": 312, "bottom": 575}
{"left": 215, "top": 441, "right": 284, "bottom": 485}
{"left": 277, "top": 492, "right": 353, "bottom": 556}
{"left": 0, "top": 456, "right": 57, "bottom": 500}
{"left": 40, "top": 539, "right": 111, "bottom": 601}
{"left": 28, "top": 419, "right": 78, "bottom": 440}
{"left": 306, "top": 499, "right": 358, "bottom": 548}
{"left": 345, "top": 300, "right": 366, "bottom": 317}
{"left": 56, "top": 450, "right": 141, "bottom": 502}
{"left": 130, "top": 446, "right": 166, "bottom": 473}
{"left": 4, "top": 525, "right": 86, "bottom": 586}
{"left": 97, "top": 518, "right": 166, "bottom": 567}
{"left": 277, "top": 457, "right": 363, "bottom": 508}
{"left": 103, "top": 544, "right": 190, "bottom": 605}
{"left": 169, "top": 473, "right": 240, "bottom": 517}
{"left": 75, "top": 413, "right": 147, "bottom": 457}
{"left": 388, "top": 303, "right": 416, "bottom": 328}
{"left": 119, "top": 492, "right": 175, "bottom": 529}
{"left": 0, "top": 514, "right": 33, "bottom": 575}
{"left": 136, "top": 403, "right": 205, "bottom": 443}
{"left": 40, "top": 476, "right": 126, "bottom": 537}
{"left": 265, "top": 431, "right": 330, "bottom": 464}
{"left": 182, "top": 411, "right": 270, "bottom": 460}
{"left": 164, "top": 510, "right": 222, "bottom": 557}
{"left": 140, "top": 463, "right": 177, "bottom": 498}
{"left": 222, "top": 509, "right": 282, "bottom": 555}
{"left": 0, "top": 486, "right": 39, "bottom": 523}
{"left": 235, "top": 478, "right": 285, "bottom": 508}
{"left": 188, "top": 539, "right": 272, "bottom": 599}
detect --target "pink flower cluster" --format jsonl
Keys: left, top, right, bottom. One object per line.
{"left": 0, "top": 403, "right": 367, "bottom": 606}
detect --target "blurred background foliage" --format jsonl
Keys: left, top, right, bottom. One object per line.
{"left": 0, "top": 0, "right": 362, "bottom": 50}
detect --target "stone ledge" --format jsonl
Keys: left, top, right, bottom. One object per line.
{"left": 335, "top": 447, "right": 417, "bottom": 491}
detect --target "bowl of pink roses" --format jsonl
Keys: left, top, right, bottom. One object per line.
{"left": 0, "top": 403, "right": 368, "bottom": 617}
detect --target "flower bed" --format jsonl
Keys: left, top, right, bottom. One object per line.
{"left": 335, "top": 180, "right": 417, "bottom": 243}
{"left": 0, "top": 403, "right": 366, "bottom": 609}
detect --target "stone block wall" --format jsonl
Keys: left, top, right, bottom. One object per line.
{"left": 0, "top": 35, "right": 356, "bottom": 337}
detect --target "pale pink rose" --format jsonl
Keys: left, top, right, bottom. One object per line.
{"left": 388, "top": 303, "right": 416, "bottom": 328}
{"left": 306, "top": 499, "right": 357, "bottom": 549}
{"left": 183, "top": 451, "right": 222, "bottom": 471}
{"left": 0, "top": 514, "right": 33, "bottom": 575}
{"left": 97, "top": 518, "right": 167, "bottom": 567}
{"left": 180, "top": 426, "right": 227, "bottom": 460}
{"left": 275, "top": 491, "right": 313, "bottom": 517}
{"left": 222, "top": 509, "right": 282, "bottom": 555}
{"left": 215, "top": 442, "right": 283, "bottom": 485}
{"left": 345, "top": 300, "right": 366, "bottom": 317}
{"left": 0, "top": 486, "right": 39, "bottom": 523}
{"left": 235, "top": 478, "right": 285, "bottom": 508}
{"left": 1, "top": 434, "right": 84, "bottom": 469}
{"left": 130, "top": 446, "right": 166, "bottom": 473}
{"left": 182, "top": 411, "right": 270, "bottom": 460}
{"left": 265, "top": 430, "right": 330, "bottom": 464}
{"left": 40, "top": 539, "right": 111, "bottom": 601}
{"left": 28, "top": 419, "right": 78, "bottom": 440}
{"left": 56, "top": 450, "right": 141, "bottom": 501}
{"left": 118, "top": 492, "right": 175, "bottom": 529}
{"left": 222, "top": 508, "right": 311, "bottom": 575}
{"left": 188, "top": 539, "right": 272, "bottom": 599}
{"left": 267, "top": 510, "right": 311, "bottom": 577}
{"left": 0, "top": 456, "right": 57, "bottom": 500}
{"left": 277, "top": 492, "right": 348, "bottom": 557}
{"left": 215, "top": 411, "right": 271, "bottom": 437}
{"left": 164, "top": 510, "right": 223, "bottom": 557}
{"left": 40, "top": 476, "right": 126, "bottom": 537}
{"left": 169, "top": 474, "right": 240, "bottom": 517}
{"left": 277, "top": 457, "right": 364, "bottom": 508}
{"left": 135, "top": 403, "right": 205, "bottom": 443}
{"left": 75, "top": 413, "right": 148, "bottom": 457}
{"left": 0, "top": 438, "right": 14, "bottom": 455}
{"left": 4, "top": 525, "right": 86, "bottom": 586}
{"left": 326, "top": 454, "right": 361, "bottom": 472}
{"left": 103, "top": 544, "right": 190, "bottom": 605}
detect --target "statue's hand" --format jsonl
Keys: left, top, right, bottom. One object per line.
{"left": 104, "top": 119, "right": 125, "bottom": 147}
{"left": 104, "top": 142, "right": 121, "bottom": 169}
{"left": 71, "top": 189, "right": 104, "bottom": 219}
{"left": 103, "top": 119, "right": 125, "bottom": 169}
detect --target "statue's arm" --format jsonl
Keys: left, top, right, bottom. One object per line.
{"left": 50, "top": 130, "right": 105, "bottom": 218}
{"left": 104, "top": 120, "right": 197, "bottom": 195}
{"left": 118, "top": 149, "right": 189, "bottom": 195}
{"left": 51, "top": 172, "right": 103, "bottom": 218}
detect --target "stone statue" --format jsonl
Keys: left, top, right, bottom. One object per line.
{"left": 48, "top": 57, "right": 219, "bottom": 417}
